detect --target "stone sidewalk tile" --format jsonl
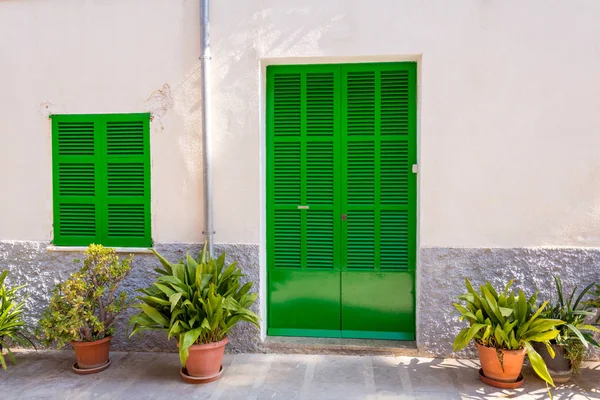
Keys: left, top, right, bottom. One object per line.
{"left": 0, "top": 351, "right": 598, "bottom": 400}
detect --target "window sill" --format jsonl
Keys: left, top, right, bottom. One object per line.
{"left": 46, "top": 245, "right": 154, "bottom": 254}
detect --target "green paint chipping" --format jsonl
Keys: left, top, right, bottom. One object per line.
{"left": 51, "top": 113, "right": 152, "bottom": 248}
{"left": 266, "top": 63, "right": 417, "bottom": 340}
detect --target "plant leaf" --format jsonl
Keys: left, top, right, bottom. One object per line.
{"left": 139, "top": 304, "right": 169, "bottom": 327}
{"left": 169, "top": 292, "right": 184, "bottom": 313}
{"left": 499, "top": 307, "right": 513, "bottom": 317}
{"left": 179, "top": 327, "right": 203, "bottom": 366}
{"left": 565, "top": 324, "right": 589, "bottom": 348}
{"left": 523, "top": 330, "right": 560, "bottom": 343}
{"left": 152, "top": 249, "right": 174, "bottom": 274}
{"left": 525, "top": 342, "right": 555, "bottom": 387}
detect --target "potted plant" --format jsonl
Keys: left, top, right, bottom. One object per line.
{"left": 0, "top": 270, "right": 35, "bottom": 369}
{"left": 38, "top": 244, "right": 133, "bottom": 374}
{"left": 128, "top": 245, "right": 260, "bottom": 383}
{"left": 533, "top": 277, "right": 600, "bottom": 383}
{"left": 453, "top": 278, "right": 564, "bottom": 388}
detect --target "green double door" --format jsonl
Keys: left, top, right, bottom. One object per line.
{"left": 266, "top": 62, "right": 417, "bottom": 340}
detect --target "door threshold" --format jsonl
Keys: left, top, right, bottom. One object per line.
{"left": 262, "top": 336, "right": 422, "bottom": 357}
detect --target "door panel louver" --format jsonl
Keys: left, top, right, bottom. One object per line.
{"left": 346, "top": 210, "right": 374, "bottom": 269}
{"left": 381, "top": 70, "right": 409, "bottom": 135}
{"left": 107, "top": 204, "right": 146, "bottom": 237}
{"left": 107, "top": 163, "right": 145, "bottom": 196}
{"left": 269, "top": 65, "right": 340, "bottom": 279}
{"left": 306, "top": 142, "right": 334, "bottom": 205}
{"left": 58, "top": 204, "right": 96, "bottom": 236}
{"left": 273, "top": 210, "right": 301, "bottom": 268}
{"left": 57, "top": 122, "right": 95, "bottom": 156}
{"left": 273, "top": 142, "right": 301, "bottom": 205}
{"left": 380, "top": 210, "right": 409, "bottom": 270}
{"left": 381, "top": 141, "right": 409, "bottom": 205}
{"left": 306, "top": 210, "right": 334, "bottom": 269}
{"left": 347, "top": 141, "right": 374, "bottom": 205}
{"left": 107, "top": 121, "right": 144, "bottom": 155}
{"left": 342, "top": 64, "right": 414, "bottom": 275}
{"left": 273, "top": 73, "right": 301, "bottom": 137}
{"left": 346, "top": 72, "right": 375, "bottom": 136}
{"left": 306, "top": 73, "right": 335, "bottom": 136}
{"left": 58, "top": 164, "right": 95, "bottom": 196}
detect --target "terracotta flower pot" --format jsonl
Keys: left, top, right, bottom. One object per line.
{"left": 71, "top": 336, "right": 112, "bottom": 370}
{"left": 184, "top": 337, "right": 229, "bottom": 378}
{"left": 532, "top": 342, "right": 573, "bottom": 383}
{"left": 476, "top": 342, "right": 526, "bottom": 383}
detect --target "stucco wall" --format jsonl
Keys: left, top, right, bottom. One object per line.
{"left": 2, "top": 0, "right": 600, "bottom": 247}
{"left": 210, "top": 0, "right": 600, "bottom": 247}
{"left": 0, "top": 0, "right": 203, "bottom": 244}
{"left": 2, "top": 0, "right": 600, "bottom": 357}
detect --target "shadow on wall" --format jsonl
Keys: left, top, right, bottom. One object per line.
{"left": 145, "top": 7, "right": 342, "bottom": 211}
{"left": 214, "top": 5, "right": 349, "bottom": 84}
{"left": 211, "top": 5, "right": 349, "bottom": 149}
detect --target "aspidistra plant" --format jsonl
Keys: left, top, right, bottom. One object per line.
{"left": 453, "top": 279, "right": 564, "bottom": 386}
{"left": 0, "top": 270, "right": 36, "bottom": 369}
{"left": 128, "top": 245, "right": 260, "bottom": 367}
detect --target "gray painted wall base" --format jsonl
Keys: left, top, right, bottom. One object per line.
{"left": 419, "top": 247, "right": 600, "bottom": 360}
{"left": 2, "top": 241, "right": 599, "bottom": 360}
{"left": 0, "top": 241, "right": 260, "bottom": 354}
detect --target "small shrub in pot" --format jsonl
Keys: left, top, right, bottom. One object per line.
{"left": 38, "top": 244, "right": 133, "bottom": 373}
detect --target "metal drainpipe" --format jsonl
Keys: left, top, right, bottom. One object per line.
{"left": 200, "top": 0, "right": 214, "bottom": 256}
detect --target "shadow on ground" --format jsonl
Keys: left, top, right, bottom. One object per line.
{"left": 399, "top": 357, "right": 600, "bottom": 400}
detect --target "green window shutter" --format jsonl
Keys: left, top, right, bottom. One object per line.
{"left": 101, "top": 115, "right": 152, "bottom": 247}
{"left": 52, "top": 117, "right": 100, "bottom": 246}
{"left": 341, "top": 63, "right": 416, "bottom": 271}
{"left": 267, "top": 65, "right": 341, "bottom": 271}
{"left": 51, "top": 113, "right": 151, "bottom": 248}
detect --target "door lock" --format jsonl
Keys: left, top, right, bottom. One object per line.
{"left": 341, "top": 214, "right": 347, "bottom": 220}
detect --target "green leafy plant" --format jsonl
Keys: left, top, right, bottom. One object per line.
{"left": 453, "top": 278, "right": 564, "bottom": 386}
{"left": 585, "top": 283, "right": 600, "bottom": 324}
{"left": 540, "top": 277, "right": 600, "bottom": 373}
{"left": 38, "top": 244, "right": 133, "bottom": 348}
{"left": 0, "top": 271, "right": 35, "bottom": 369}
{"left": 128, "top": 245, "right": 260, "bottom": 366}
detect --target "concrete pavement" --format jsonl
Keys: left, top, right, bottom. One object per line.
{"left": 1, "top": 350, "right": 599, "bottom": 399}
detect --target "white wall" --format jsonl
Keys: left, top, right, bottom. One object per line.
{"left": 2, "top": 0, "right": 600, "bottom": 248}
{"left": 210, "top": 0, "right": 600, "bottom": 247}
{"left": 0, "top": 0, "right": 203, "bottom": 243}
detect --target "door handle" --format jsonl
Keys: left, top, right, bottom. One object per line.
{"left": 341, "top": 214, "right": 347, "bottom": 220}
